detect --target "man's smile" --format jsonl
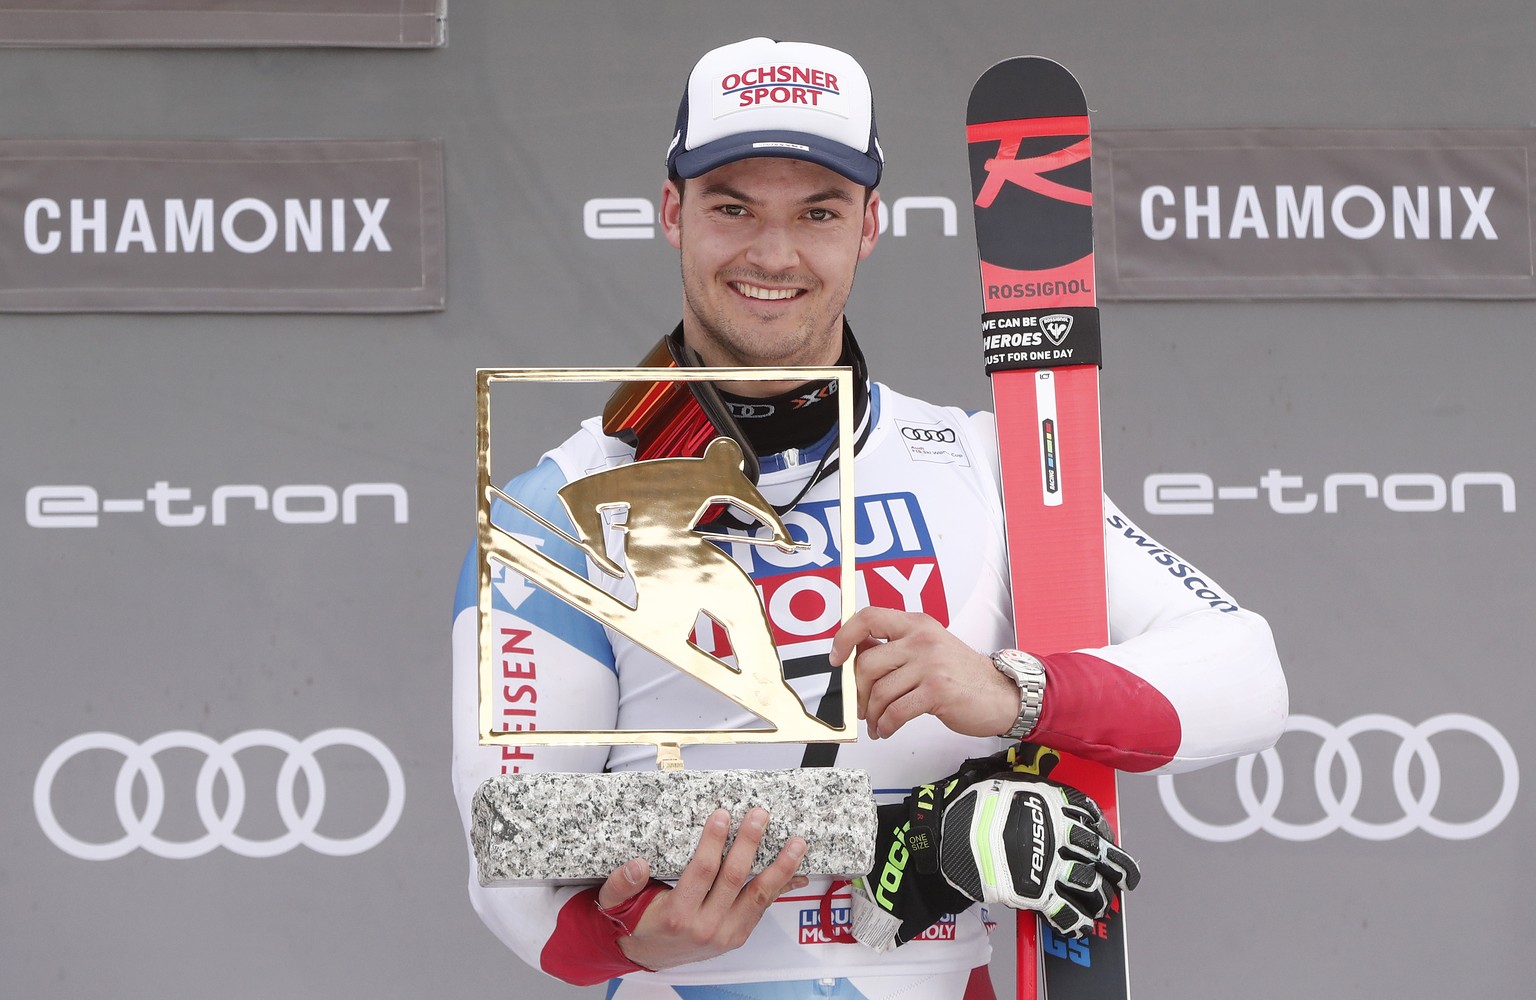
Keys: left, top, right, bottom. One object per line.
{"left": 730, "top": 280, "right": 805, "bottom": 302}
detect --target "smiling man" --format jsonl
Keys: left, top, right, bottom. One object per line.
{"left": 662, "top": 38, "right": 882, "bottom": 397}
{"left": 666, "top": 157, "right": 876, "bottom": 377}
{"left": 452, "top": 36, "right": 1286, "bottom": 1000}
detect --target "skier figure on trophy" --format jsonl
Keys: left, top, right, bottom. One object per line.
{"left": 552, "top": 435, "right": 828, "bottom": 732}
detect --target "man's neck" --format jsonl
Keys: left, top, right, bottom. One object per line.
{"left": 714, "top": 322, "right": 865, "bottom": 457}
{"left": 680, "top": 317, "right": 846, "bottom": 398}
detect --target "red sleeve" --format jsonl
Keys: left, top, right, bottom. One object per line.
{"left": 539, "top": 882, "right": 667, "bottom": 986}
{"left": 1031, "top": 650, "right": 1181, "bottom": 772}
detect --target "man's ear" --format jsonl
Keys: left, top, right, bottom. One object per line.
{"left": 859, "top": 190, "right": 880, "bottom": 260}
{"left": 660, "top": 179, "right": 684, "bottom": 250}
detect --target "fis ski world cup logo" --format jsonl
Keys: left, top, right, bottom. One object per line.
{"left": 690, "top": 492, "right": 948, "bottom": 657}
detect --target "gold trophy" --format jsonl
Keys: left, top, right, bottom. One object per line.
{"left": 469, "top": 365, "right": 875, "bottom": 884}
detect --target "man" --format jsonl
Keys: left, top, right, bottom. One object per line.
{"left": 452, "top": 36, "right": 1287, "bottom": 999}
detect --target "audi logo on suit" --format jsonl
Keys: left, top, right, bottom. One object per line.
{"left": 900, "top": 426, "right": 958, "bottom": 443}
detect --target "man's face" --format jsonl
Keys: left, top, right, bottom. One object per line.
{"left": 660, "top": 157, "right": 880, "bottom": 395}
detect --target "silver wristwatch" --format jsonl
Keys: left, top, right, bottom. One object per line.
{"left": 991, "top": 648, "right": 1047, "bottom": 740}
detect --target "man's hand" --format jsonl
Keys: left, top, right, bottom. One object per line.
{"left": 595, "top": 807, "right": 809, "bottom": 971}
{"left": 830, "top": 606, "right": 1020, "bottom": 739}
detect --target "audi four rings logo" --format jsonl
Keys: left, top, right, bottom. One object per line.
{"left": 33, "top": 729, "right": 405, "bottom": 860}
{"left": 1158, "top": 714, "right": 1519, "bottom": 842}
{"left": 900, "top": 426, "right": 957, "bottom": 443}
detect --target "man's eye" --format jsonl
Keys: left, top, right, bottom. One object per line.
{"left": 719, "top": 205, "right": 747, "bottom": 217}
{"left": 807, "top": 208, "right": 835, "bottom": 221}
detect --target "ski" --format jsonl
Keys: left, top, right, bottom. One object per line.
{"left": 964, "top": 58, "right": 1127, "bottom": 1000}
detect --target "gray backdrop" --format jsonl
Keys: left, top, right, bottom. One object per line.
{"left": 4, "top": 2, "right": 1532, "bottom": 998}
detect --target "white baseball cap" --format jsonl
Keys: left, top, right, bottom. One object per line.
{"left": 666, "top": 37, "right": 884, "bottom": 187}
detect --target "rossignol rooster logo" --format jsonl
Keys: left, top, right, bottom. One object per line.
{"left": 1041, "top": 313, "right": 1073, "bottom": 345}
{"left": 970, "top": 124, "right": 1091, "bottom": 211}
{"left": 966, "top": 117, "right": 1094, "bottom": 272}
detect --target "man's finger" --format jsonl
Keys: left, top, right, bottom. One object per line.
{"left": 703, "top": 807, "right": 770, "bottom": 909}
{"left": 835, "top": 608, "right": 916, "bottom": 722}
{"left": 741, "top": 835, "right": 809, "bottom": 911}
{"left": 595, "top": 857, "right": 653, "bottom": 910}
{"left": 867, "top": 685, "right": 928, "bottom": 740}
{"left": 669, "top": 808, "right": 732, "bottom": 907}
{"left": 827, "top": 608, "right": 873, "bottom": 667}
{"left": 849, "top": 635, "right": 905, "bottom": 724}
{"left": 829, "top": 606, "right": 909, "bottom": 666}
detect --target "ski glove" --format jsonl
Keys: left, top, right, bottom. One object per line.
{"left": 939, "top": 767, "right": 1141, "bottom": 937}
{"left": 849, "top": 744, "right": 1140, "bottom": 952}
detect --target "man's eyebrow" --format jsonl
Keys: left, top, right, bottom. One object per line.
{"left": 802, "top": 187, "right": 858, "bottom": 206}
{"left": 699, "top": 182, "right": 756, "bottom": 203}
{"left": 698, "top": 183, "right": 857, "bottom": 206}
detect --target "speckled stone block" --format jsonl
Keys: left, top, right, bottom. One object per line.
{"left": 472, "top": 768, "right": 876, "bottom": 885}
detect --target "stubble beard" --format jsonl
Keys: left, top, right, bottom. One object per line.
{"left": 678, "top": 258, "right": 852, "bottom": 370}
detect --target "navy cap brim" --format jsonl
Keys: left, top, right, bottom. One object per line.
{"left": 672, "top": 130, "right": 881, "bottom": 187}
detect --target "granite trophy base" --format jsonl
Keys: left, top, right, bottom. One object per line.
{"left": 472, "top": 768, "right": 877, "bottom": 885}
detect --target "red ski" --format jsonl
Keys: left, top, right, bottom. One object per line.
{"left": 965, "top": 57, "right": 1127, "bottom": 1000}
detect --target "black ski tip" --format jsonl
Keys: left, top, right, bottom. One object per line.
{"left": 967, "top": 56, "right": 1087, "bottom": 124}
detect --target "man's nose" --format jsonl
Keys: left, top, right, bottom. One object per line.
{"left": 744, "top": 222, "right": 799, "bottom": 273}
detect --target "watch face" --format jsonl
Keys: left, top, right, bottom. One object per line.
{"left": 996, "top": 650, "right": 1041, "bottom": 679}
